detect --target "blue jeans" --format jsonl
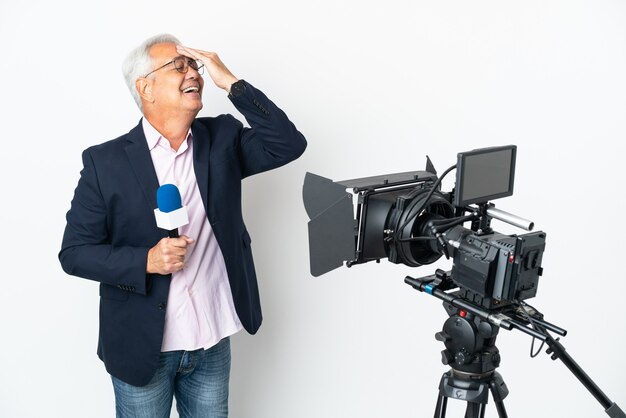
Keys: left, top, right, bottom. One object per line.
{"left": 111, "top": 338, "right": 231, "bottom": 418}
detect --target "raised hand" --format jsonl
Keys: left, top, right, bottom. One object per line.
{"left": 176, "top": 45, "right": 239, "bottom": 93}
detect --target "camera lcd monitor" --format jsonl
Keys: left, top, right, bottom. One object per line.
{"left": 454, "top": 145, "right": 517, "bottom": 207}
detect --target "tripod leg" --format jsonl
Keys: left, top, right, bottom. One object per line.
{"left": 489, "top": 373, "right": 509, "bottom": 418}
{"left": 464, "top": 402, "right": 485, "bottom": 418}
{"left": 434, "top": 393, "right": 447, "bottom": 418}
{"left": 493, "top": 400, "right": 508, "bottom": 418}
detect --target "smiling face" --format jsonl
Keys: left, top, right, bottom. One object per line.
{"left": 141, "top": 42, "right": 204, "bottom": 119}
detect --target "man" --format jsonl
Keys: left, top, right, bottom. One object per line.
{"left": 59, "top": 34, "right": 306, "bottom": 417}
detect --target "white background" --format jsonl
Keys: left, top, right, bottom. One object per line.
{"left": 1, "top": 0, "right": 625, "bottom": 417}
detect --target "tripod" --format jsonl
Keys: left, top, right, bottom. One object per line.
{"left": 435, "top": 369, "right": 509, "bottom": 418}
{"left": 405, "top": 271, "right": 626, "bottom": 418}
{"left": 433, "top": 304, "right": 510, "bottom": 418}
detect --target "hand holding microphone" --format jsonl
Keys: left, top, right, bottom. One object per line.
{"left": 147, "top": 235, "right": 194, "bottom": 274}
{"left": 147, "top": 184, "right": 194, "bottom": 275}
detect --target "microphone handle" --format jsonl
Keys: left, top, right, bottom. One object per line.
{"left": 169, "top": 229, "right": 179, "bottom": 238}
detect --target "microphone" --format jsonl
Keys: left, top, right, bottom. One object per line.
{"left": 154, "top": 184, "right": 189, "bottom": 238}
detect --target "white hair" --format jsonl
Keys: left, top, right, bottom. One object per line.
{"left": 122, "top": 33, "right": 182, "bottom": 111}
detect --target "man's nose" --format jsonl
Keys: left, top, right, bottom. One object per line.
{"left": 186, "top": 66, "right": 201, "bottom": 79}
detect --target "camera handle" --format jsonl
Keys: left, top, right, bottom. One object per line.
{"left": 464, "top": 203, "right": 535, "bottom": 234}
{"left": 405, "top": 272, "right": 625, "bottom": 418}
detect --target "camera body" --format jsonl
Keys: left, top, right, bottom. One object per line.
{"left": 445, "top": 227, "right": 545, "bottom": 309}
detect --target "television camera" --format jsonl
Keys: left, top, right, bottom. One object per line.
{"left": 302, "top": 145, "right": 624, "bottom": 417}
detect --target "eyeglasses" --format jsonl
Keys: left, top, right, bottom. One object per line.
{"left": 144, "top": 56, "right": 205, "bottom": 78}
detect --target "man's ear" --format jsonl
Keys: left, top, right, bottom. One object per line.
{"left": 136, "top": 78, "right": 155, "bottom": 104}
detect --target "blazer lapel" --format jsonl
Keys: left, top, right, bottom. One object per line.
{"left": 124, "top": 120, "right": 160, "bottom": 211}
{"left": 191, "top": 120, "right": 211, "bottom": 216}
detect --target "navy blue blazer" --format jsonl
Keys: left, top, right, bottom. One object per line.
{"left": 59, "top": 81, "right": 306, "bottom": 386}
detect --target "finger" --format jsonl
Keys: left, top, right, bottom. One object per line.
{"left": 169, "top": 261, "right": 185, "bottom": 273}
{"left": 169, "top": 237, "right": 193, "bottom": 248}
{"left": 159, "top": 240, "right": 181, "bottom": 254}
{"left": 180, "top": 235, "right": 195, "bottom": 245}
{"left": 163, "top": 246, "right": 187, "bottom": 257}
{"left": 176, "top": 45, "right": 197, "bottom": 59}
{"left": 178, "top": 45, "right": 217, "bottom": 63}
{"left": 177, "top": 45, "right": 206, "bottom": 54}
{"left": 177, "top": 45, "right": 206, "bottom": 60}
{"left": 163, "top": 256, "right": 185, "bottom": 268}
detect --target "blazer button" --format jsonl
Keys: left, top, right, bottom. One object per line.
{"left": 158, "top": 302, "right": 166, "bottom": 310}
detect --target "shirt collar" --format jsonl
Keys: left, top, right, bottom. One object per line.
{"left": 142, "top": 117, "right": 193, "bottom": 152}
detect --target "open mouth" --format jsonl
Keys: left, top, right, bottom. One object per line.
{"left": 182, "top": 86, "right": 200, "bottom": 94}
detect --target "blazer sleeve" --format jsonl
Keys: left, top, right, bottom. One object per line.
{"left": 58, "top": 148, "right": 150, "bottom": 295}
{"left": 227, "top": 80, "right": 307, "bottom": 178}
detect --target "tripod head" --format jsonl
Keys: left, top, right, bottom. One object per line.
{"left": 436, "top": 301, "right": 501, "bottom": 376}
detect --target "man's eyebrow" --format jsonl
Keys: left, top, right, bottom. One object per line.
{"left": 158, "top": 55, "right": 184, "bottom": 65}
